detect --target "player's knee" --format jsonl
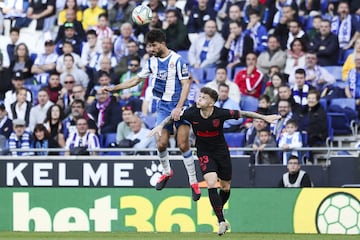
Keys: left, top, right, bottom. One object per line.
{"left": 177, "top": 142, "right": 189, "bottom": 152}
{"left": 220, "top": 182, "right": 231, "bottom": 191}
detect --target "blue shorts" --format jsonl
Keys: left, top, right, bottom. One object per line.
{"left": 156, "top": 100, "right": 190, "bottom": 134}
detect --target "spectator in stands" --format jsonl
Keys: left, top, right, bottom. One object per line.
{"left": 148, "top": 0, "right": 167, "bottom": 22}
{"left": 118, "top": 56, "right": 143, "bottom": 111}
{"left": 288, "top": 52, "right": 335, "bottom": 93}
{"left": 46, "top": 71, "right": 62, "bottom": 104}
{"left": 89, "top": 89, "right": 122, "bottom": 135}
{"left": 166, "top": 0, "right": 184, "bottom": 22}
{"left": 9, "top": 87, "right": 32, "bottom": 127}
{"left": 81, "top": 30, "right": 102, "bottom": 67}
{"left": 113, "top": 22, "right": 138, "bottom": 61}
{"left": 284, "top": 38, "right": 307, "bottom": 76}
{"left": 278, "top": 155, "right": 313, "bottom": 187}
{"left": 44, "top": 104, "right": 66, "bottom": 148}
{"left": 244, "top": 10, "right": 268, "bottom": 54}
{"left": 89, "top": 57, "right": 118, "bottom": 97}
{"left": 343, "top": 37, "right": 360, "bottom": 81}
{"left": 272, "top": 1, "right": 298, "bottom": 28}
{"left": 291, "top": 68, "right": 316, "bottom": 108}
{"left": 82, "top": 0, "right": 105, "bottom": 31}
{"left": 29, "top": 88, "right": 53, "bottom": 132}
{"left": 55, "top": 8, "right": 86, "bottom": 43}
{"left": 32, "top": 123, "right": 59, "bottom": 155}
{"left": 219, "top": 20, "right": 254, "bottom": 71}
{"left": 62, "top": 99, "right": 97, "bottom": 140}
{"left": 285, "top": 19, "right": 308, "bottom": 50}
{"left": 123, "top": 113, "right": 157, "bottom": 155}
{"left": 163, "top": 9, "right": 191, "bottom": 51}
{"left": 220, "top": 3, "right": 243, "bottom": 40}
{"left": 270, "top": 99, "right": 297, "bottom": 142}
{"left": 250, "top": 128, "right": 278, "bottom": 164}
{"left": 8, "top": 43, "right": 33, "bottom": 83}
{"left": 1, "top": 1, "right": 25, "bottom": 35}
{"left": 278, "top": 119, "right": 302, "bottom": 165}
{"left": 6, "top": 28, "right": 20, "bottom": 64}
{"left": 15, "top": 0, "right": 55, "bottom": 31}
{"left": 331, "top": 1, "right": 360, "bottom": 53}
{"left": 67, "top": 84, "right": 90, "bottom": 114}
{"left": 306, "top": 15, "right": 322, "bottom": 43}
{"left": 214, "top": 83, "right": 243, "bottom": 132}
{"left": 205, "top": 66, "right": 241, "bottom": 103}
{"left": 234, "top": 52, "right": 263, "bottom": 111}
{"left": 345, "top": 53, "right": 360, "bottom": 110}
{"left": 273, "top": 4, "right": 298, "bottom": 50}
{"left": 256, "top": 35, "right": 287, "bottom": 75}
{"left": 31, "top": 40, "right": 58, "bottom": 85}
{"left": 114, "top": 40, "right": 141, "bottom": 79}
{"left": 65, "top": 117, "right": 100, "bottom": 156}
{"left": 57, "top": 74, "right": 76, "bottom": 111}
{"left": 263, "top": 72, "right": 285, "bottom": 106}
{"left": 309, "top": 19, "right": 339, "bottom": 66}
{"left": 0, "top": 103, "right": 12, "bottom": 150}
{"left": 188, "top": 20, "right": 224, "bottom": 68}
{"left": 95, "top": 13, "right": 113, "bottom": 44}
{"left": 8, "top": 118, "right": 33, "bottom": 156}
{"left": 108, "top": 0, "right": 136, "bottom": 32}
{"left": 245, "top": 117, "right": 268, "bottom": 146}
{"left": 116, "top": 105, "right": 134, "bottom": 145}
{"left": 56, "top": 22, "right": 83, "bottom": 55}
{"left": 243, "top": 0, "right": 268, "bottom": 25}
{"left": 87, "top": 71, "right": 116, "bottom": 106}
{"left": 89, "top": 37, "right": 117, "bottom": 72}
{"left": 57, "top": 0, "right": 82, "bottom": 26}
{"left": 299, "top": 89, "right": 328, "bottom": 157}
{"left": 4, "top": 71, "right": 32, "bottom": 114}
{"left": 56, "top": 41, "right": 84, "bottom": 73}
{"left": 270, "top": 84, "right": 302, "bottom": 115}
{"left": 186, "top": 0, "right": 217, "bottom": 33}
{"left": 59, "top": 54, "right": 89, "bottom": 88}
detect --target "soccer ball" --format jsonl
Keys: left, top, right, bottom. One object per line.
{"left": 316, "top": 192, "right": 360, "bottom": 234}
{"left": 132, "top": 5, "right": 152, "bottom": 25}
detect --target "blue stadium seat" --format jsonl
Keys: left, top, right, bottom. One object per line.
{"left": 319, "top": 98, "right": 327, "bottom": 112}
{"left": 142, "top": 115, "right": 156, "bottom": 129}
{"left": 103, "top": 133, "right": 121, "bottom": 155}
{"left": 25, "top": 84, "right": 42, "bottom": 105}
{"left": 323, "top": 66, "right": 342, "bottom": 80}
{"left": 203, "top": 67, "right": 216, "bottom": 83}
{"left": 224, "top": 132, "right": 245, "bottom": 155}
{"left": 177, "top": 50, "right": 189, "bottom": 63}
{"left": 240, "top": 95, "right": 259, "bottom": 112}
{"left": 190, "top": 68, "right": 205, "bottom": 83}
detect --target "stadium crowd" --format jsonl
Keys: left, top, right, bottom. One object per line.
{"left": 0, "top": 0, "right": 359, "bottom": 164}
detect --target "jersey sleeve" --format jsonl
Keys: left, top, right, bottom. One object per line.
{"left": 137, "top": 58, "right": 151, "bottom": 79}
{"left": 220, "top": 108, "right": 241, "bottom": 121}
{"left": 176, "top": 57, "right": 190, "bottom": 80}
{"left": 180, "top": 106, "right": 194, "bottom": 121}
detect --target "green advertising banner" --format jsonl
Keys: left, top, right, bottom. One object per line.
{"left": 0, "top": 188, "right": 359, "bottom": 234}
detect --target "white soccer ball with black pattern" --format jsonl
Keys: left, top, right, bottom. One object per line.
{"left": 132, "top": 5, "right": 152, "bottom": 25}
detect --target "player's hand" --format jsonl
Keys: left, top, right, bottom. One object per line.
{"left": 148, "top": 125, "right": 163, "bottom": 137}
{"left": 100, "top": 86, "right": 113, "bottom": 93}
{"left": 171, "top": 107, "right": 182, "bottom": 121}
{"left": 264, "top": 114, "right": 281, "bottom": 123}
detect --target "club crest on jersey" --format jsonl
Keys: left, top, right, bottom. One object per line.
{"left": 169, "top": 62, "right": 175, "bottom": 68}
{"left": 212, "top": 119, "right": 220, "bottom": 128}
{"left": 157, "top": 70, "right": 168, "bottom": 80}
{"left": 181, "top": 63, "right": 189, "bottom": 75}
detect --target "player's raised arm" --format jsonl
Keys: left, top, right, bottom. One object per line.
{"left": 101, "top": 75, "right": 144, "bottom": 93}
{"left": 240, "top": 111, "right": 281, "bottom": 123}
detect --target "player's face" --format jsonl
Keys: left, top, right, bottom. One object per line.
{"left": 196, "top": 92, "right": 214, "bottom": 109}
{"left": 148, "top": 41, "right": 165, "bottom": 57}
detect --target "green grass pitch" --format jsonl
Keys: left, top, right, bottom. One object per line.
{"left": 0, "top": 232, "right": 359, "bottom": 240}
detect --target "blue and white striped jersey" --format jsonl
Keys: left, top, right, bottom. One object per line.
{"left": 137, "top": 51, "right": 190, "bottom": 102}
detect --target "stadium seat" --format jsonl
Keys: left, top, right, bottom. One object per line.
{"left": 190, "top": 68, "right": 205, "bottom": 83}
{"left": 103, "top": 133, "right": 121, "bottom": 155}
{"left": 240, "top": 95, "right": 259, "bottom": 112}
{"left": 142, "top": 115, "right": 156, "bottom": 129}
{"left": 323, "top": 66, "right": 342, "bottom": 80}
{"left": 319, "top": 98, "right": 327, "bottom": 111}
{"left": 203, "top": 67, "right": 216, "bottom": 83}
{"left": 224, "top": 132, "right": 245, "bottom": 155}
{"left": 178, "top": 50, "right": 189, "bottom": 63}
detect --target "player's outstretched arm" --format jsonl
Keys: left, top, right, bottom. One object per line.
{"left": 240, "top": 111, "right": 281, "bottom": 123}
{"left": 147, "top": 116, "right": 173, "bottom": 137}
{"left": 101, "top": 76, "right": 143, "bottom": 93}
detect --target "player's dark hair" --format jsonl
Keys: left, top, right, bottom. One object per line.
{"left": 146, "top": 29, "right": 166, "bottom": 44}
{"left": 201, "top": 87, "right": 218, "bottom": 102}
